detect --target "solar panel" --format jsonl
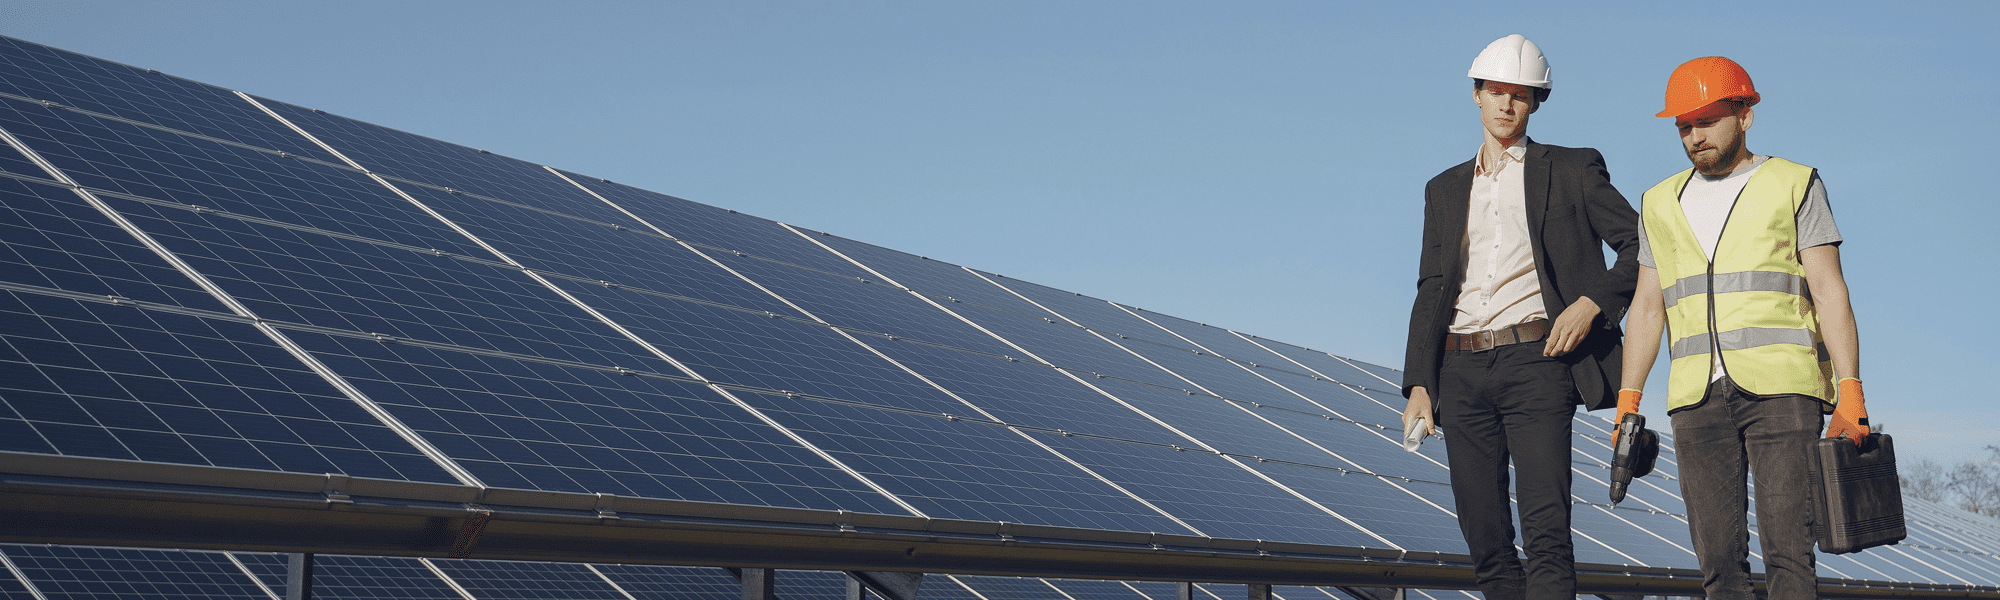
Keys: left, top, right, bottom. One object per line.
{"left": 427, "top": 559, "right": 628, "bottom": 600}
{"left": 0, "top": 37, "right": 342, "bottom": 164}
{"left": 589, "top": 563, "right": 740, "bottom": 600}
{"left": 2, "top": 32, "right": 1996, "bottom": 598}
{"left": 0, "top": 544, "right": 270, "bottom": 600}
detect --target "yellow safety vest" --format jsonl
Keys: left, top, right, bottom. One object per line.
{"left": 1640, "top": 157, "right": 1835, "bottom": 412}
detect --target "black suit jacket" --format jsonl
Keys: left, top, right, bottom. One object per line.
{"left": 1402, "top": 140, "right": 1641, "bottom": 411}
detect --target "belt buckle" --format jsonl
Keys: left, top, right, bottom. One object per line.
{"left": 1474, "top": 330, "right": 1497, "bottom": 352}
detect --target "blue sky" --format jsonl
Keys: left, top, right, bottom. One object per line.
{"left": 3, "top": 0, "right": 1993, "bottom": 463}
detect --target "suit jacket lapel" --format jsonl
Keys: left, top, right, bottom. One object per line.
{"left": 1440, "top": 159, "right": 1475, "bottom": 290}
{"left": 1525, "top": 140, "right": 1551, "bottom": 234}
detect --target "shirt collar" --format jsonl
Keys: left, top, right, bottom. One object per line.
{"left": 1475, "top": 138, "right": 1529, "bottom": 177}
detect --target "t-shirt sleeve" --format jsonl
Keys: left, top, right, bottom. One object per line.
{"left": 1796, "top": 172, "right": 1841, "bottom": 249}
{"left": 1637, "top": 212, "right": 1656, "bottom": 268}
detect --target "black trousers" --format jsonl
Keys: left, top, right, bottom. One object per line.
{"left": 1672, "top": 376, "right": 1821, "bottom": 600}
{"left": 1438, "top": 343, "right": 1578, "bottom": 600}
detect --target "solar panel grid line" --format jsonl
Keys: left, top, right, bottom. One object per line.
{"left": 964, "top": 272, "right": 1408, "bottom": 548}
{"left": 1105, "top": 302, "right": 1458, "bottom": 517}
{"left": 0, "top": 37, "right": 350, "bottom": 165}
{"left": 774, "top": 221, "right": 1225, "bottom": 535}
{"left": 33, "top": 168, "right": 994, "bottom": 375}
{"left": 219, "top": 552, "right": 283, "bottom": 600}
{"left": 0, "top": 552, "right": 48, "bottom": 600}
{"left": 0, "top": 122, "right": 481, "bottom": 487}
{"left": 963, "top": 269, "right": 1403, "bottom": 550}
{"left": 1875, "top": 544, "right": 1977, "bottom": 586}
{"left": 4, "top": 274, "right": 1464, "bottom": 505}
{"left": 240, "top": 94, "right": 933, "bottom": 509}
{"left": 581, "top": 563, "right": 644, "bottom": 600}
{"left": 792, "top": 224, "right": 1416, "bottom": 537}
{"left": 0, "top": 89, "right": 346, "bottom": 177}
{"left": 416, "top": 558, "right": 480, "bottom": 600}
{"left": 539, "top": 167, "right": 1051, "bottom": 520}
{"left": 555, "top": 173, "right": 1239, "bottom": 530}
{"left": 1223, "top": 334, "right": 1456, "bottom": 474}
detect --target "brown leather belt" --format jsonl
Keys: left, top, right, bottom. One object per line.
{"left": 1447, "top": 319, "right": 1552, "bottom": 352}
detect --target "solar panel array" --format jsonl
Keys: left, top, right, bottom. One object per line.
{"left": 0, "top": 33, "right": 1996, "bottom": 594}
{"left": 0, "top": 545, "right": 1504, "bottom": 600}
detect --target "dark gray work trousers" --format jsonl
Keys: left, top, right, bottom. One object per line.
{"left": 1671, "top": 376, "right": 1822, "bottom": 600}
{"left": 1437, "top": 343, "right": 1578, "bottom": 600}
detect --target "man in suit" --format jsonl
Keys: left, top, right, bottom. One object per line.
{"left": 1400, "top": 34, "right": 1640, "bottom": 600}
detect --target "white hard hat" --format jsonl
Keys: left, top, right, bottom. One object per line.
{"left": 1467, "top": 34, "right": 1551, "bottom": 90}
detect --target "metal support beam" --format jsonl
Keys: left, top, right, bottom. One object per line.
{"left": 847, "top": 576, "right": 866, "bottom": 600}
{"left": 1248, "top": 583, "right": 1271, "bottom": 600}
{"left": 1176, "top": 582, "right": 1194, "bottom": 600}
{"left": 285, "top": 553, "right": 313, "bottom": 600}
{"left": 3, "top": 455, "right": 1997, "bottom": 600}
{"left": 742, "top": 568, "right": 777, "bottom": 600}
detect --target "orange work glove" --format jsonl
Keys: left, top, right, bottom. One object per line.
{"left": 1825, "top": 378, "right": 1869, "bottom": 446}
{"left": 1613, "top": 389, "right": 1642, "bottom": 449}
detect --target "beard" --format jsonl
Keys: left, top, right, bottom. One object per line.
{"left": 1687, "top": 144, "right": 1742, "bottom": 175}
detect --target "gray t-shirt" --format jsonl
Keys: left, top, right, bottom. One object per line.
{"left": 1638, "top": 155, "right": 1840, "bottom": 268}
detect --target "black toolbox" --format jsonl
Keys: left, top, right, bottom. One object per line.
{"left": 1805, "top": 433, "right": 1906, "bottom": 554}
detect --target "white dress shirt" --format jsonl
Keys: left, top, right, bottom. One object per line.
{"left": 1449, "top": 139, "right": 1548, "bottom": 334}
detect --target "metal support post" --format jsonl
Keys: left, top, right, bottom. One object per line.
{"left": 285, "top": 553, "right": 314, "bottom": 600}
{"left": 1176, "top": 582, "right": 1194, "bottom": 600}
{"left": 1248, "top": 584, "right": 1271, "bottom": 600}
{"left": 742, "top": 568, "right": 777, "bottom": 600}
{"left": 847, "top": 576, "right": 866, "bottom": 600}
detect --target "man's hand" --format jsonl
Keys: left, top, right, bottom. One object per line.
{"left": 1613, "top": 389, "right": 1641, "bottom": 449}
{"left": 1544, "top": 296, "right": 1601, "bottom": 356}
{"left": 1404, "top": 387, "right": 1437, "bottom": 439}
{"left": 1826, "top": 378, "right": 1870, "bottom": 446}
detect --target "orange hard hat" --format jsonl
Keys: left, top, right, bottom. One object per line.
{"left": 1655, "top": 56, "right": 1760, "bottom": 118}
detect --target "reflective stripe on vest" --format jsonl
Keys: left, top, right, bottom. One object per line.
{"left": 1640, "top": 157, "right": 1835, "bottom": 411}
{"left": 1660, "top": 271, "right": 1809, "bottom": 309}
{"left": 1667, "top": 327, "right": 1820, "bottom": 359}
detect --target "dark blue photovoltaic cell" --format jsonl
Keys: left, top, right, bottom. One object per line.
{"left": 950, "top": 577, "right": 1072, "bottom": 600}
{"left": 1564, "top": 503, "right": 1697, "bottom": 568}
{"left": 543, "top": 190, "right": 1198, "bottom": 448}
{"left": 921, "top": 576, "right": 985, "bottom": 600}
{"left": 428, "top": 559, "right": 624, "bottom": 600}
{"left": 257, "top": 99, "right": 640, "bottom": 227}
{"left": 1043, "top": 579, "right": 1152, "bottom": 600}
{"left": 0, "top": 100, "right": 491, "bottom": 258}
{"left": 772, "top": 570, "right": 850, "bottom": 600}
{"left": 987, "top": 280, "right": 1333, "bottom": 417}
{"left": 225, "top": 552, "right": 288, "bottom": 594}
{"left": 1114, "top": 581, "right": 1180, "bottom": 600}
{"left": 1116, "top": 306, "right": 1407, "bottom": 425}
{"left": 561, "top": 173, "right": 800, "bottom": 257}
{"left": 1233, "top": 334, "right": 1398, "bottom": 395}
{"left": 549, "top": 278, "right": 970, "bottom": 415}
{"left": 0, "top": 291, "right": 456, "bottom": 481}
{"left": 0, "top": 564, "right": 34, "bottom": 600}
{"left": 0, "top": 36, "right": 341, "bottom": 163}
{"left": 590, "top": 564, "right": 739, "bottom": 600}
{"left": 0, "top": 137, "right": 43, "bottom": 177}
{"left": 297, "top": 555, "right": 463, "bottom": 600}
{"left": 404, "top": 183, "right": 802, "bottom": 317}
{"left": 742, "top": 392, "right": 1196, "bottom": 531}
{"left": 0, "top": 177, "right": 227, "bottom": 311}
{"left": 1192, "top": 583, "right": 1249, "bottom": 600}
{"left": 291, "top": 330, "right": 906, "bottom": 512}
{"left": 102, "top": 194, "right": 675, "bottom": 373}
{"left": 0, "top": 544, "right": 269, "bottom": 599}
{"left": 1026, "top": 431, "right": 1374, "bottom": 546}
